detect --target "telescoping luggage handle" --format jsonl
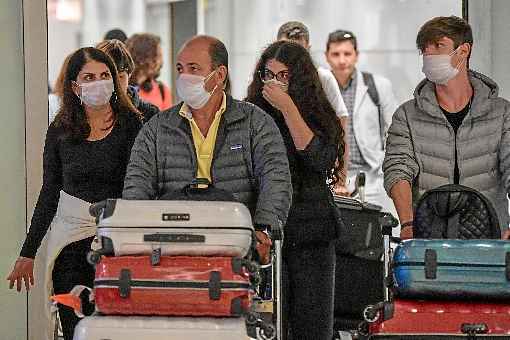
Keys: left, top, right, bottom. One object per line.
{"left": 361, "top": 212, "right": 399, "bottom": 329}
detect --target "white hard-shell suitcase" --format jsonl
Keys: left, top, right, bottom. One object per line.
{"left": 89, "top": 199, "right": 254, "bottom": 259}
{"left": 73, "top": 316, "right": 251, "bottom": 340}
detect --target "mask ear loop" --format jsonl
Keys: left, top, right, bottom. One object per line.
{"left": 204, "top": 69, "right": 220, "bottom": 95}
{"left": 451, "top": 46, "right": 466, "bottom": 71}
{"left": 72, "top": 80, "right": 83, "bottom": 105}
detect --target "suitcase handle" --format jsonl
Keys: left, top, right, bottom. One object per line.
{"left": 143, "top": 233, "right": 205, "bottom": 243}
{"left": 118, "top": 269, "right": 131, "bottom": 298}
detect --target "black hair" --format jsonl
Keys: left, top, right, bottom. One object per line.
{"left": 246, "top": 41, "right": 345, "bottom": 184}
{"left": 326, "top": 29, "right": 357, "bottom": 52}
{"left": 104, "top": 29, "right": 128, "bottom": 43}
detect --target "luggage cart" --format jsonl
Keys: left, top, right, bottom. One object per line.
{"left": 252, "top": 224, "right": 283, "bottom": 340}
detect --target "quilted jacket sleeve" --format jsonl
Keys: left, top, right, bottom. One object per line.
{"left": 383, "top": 102, "right": 420, "bottom": 194}
{"left": 499, "top": 101, "right": 510, "bottom": 197}
{"left": 250, "top": 105, "right": 292, "bottom": 229}
{"left": 123, "top": 117, "right": 159, "bottom": 200}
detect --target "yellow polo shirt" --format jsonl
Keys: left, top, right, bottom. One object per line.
{"left": 178, "top": 93, "right": 227, "bottom": 182}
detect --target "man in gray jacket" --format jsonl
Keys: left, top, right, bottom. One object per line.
{"left": 383, "top": 16, "right": 510, "bottom": 239}
{"left": 123, "top": 35, "right": 292, "bottom": 258}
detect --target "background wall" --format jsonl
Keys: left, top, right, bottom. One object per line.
{"left": 48, "top": 0, "right": 173, "bottom": 99}
{"left": 0, "top": 1, "right": 28, "bottom": 339}
{"left": 469, "top": 0, "right": 510, "bottom": 100}
{"left": 203, "top": 0, "right": 462, "bottom": 103}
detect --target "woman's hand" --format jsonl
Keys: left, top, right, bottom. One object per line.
{"left": 6, "top": 257, "right": 35, "bottom": 292}
{"left": 262, "top": 82, "right": 294, "bottom": 113}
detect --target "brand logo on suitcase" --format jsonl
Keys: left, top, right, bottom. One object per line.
{"left": 162, "top": 213, "right": 190, "bottom": 221}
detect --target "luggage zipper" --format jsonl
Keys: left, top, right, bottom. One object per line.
{"left": 98, "top": 226, "right": 254, "bottom": 231}
{"left": 94, "top": 279, "right": 252, "bottom": 290}
{"left": 395, "top": 261, "right": 506, "bottom": 268}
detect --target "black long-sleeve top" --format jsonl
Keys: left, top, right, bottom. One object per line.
{"left": 20, "top": 112, "right": 142, "bottom": 258}
{"left": 269, "top": 111, "right": 339, "bottom": 245}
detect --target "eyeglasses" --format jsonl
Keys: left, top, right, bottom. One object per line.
{"left": 259, "top": 68, "right": 289, "bottom": 83}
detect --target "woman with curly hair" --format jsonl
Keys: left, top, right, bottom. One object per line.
{"left": 7, "top": 47, "right": 142, "bottom": 340}
{"left": 125, "top": 33, "right": 172, "bottom": 110}
{"left": 246, "top": 40, "right": 345, "bottom": 340}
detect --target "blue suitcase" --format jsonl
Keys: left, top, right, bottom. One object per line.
{"left": 393, "top": 239, "right": 510, "bottom": 300}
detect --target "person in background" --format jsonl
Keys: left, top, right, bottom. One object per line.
{"left": 383, "top": 16, "right": 510, "bottom": 239}
{"left": 96, "top": 39, "right": 159, "bottom": 122}
{"left": 48, "top": 54, "right": 71, "bottom": 123}
{"left": 246, "top": 41, "right": 345, "bottom": 340}
{"left": 326, "top": 29, "right": 398, "bottom": 218}
{"left": 125, "top": 33, "right": 172, "bottom": 110}
{"left": 277, "top": 21, "right": 349, "bottom": 184}
{"left": 103, "top": 28, "right": 128, "bottom": 43}
{"left": 6, "top": 47, "right": 143, "bottom": 340}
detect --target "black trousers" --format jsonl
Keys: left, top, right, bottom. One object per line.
{"left": 52, "top": 237, "right": 95, "bottom": 340}
{"left": 283, "top": 240, "right": 336, "bottom": 340}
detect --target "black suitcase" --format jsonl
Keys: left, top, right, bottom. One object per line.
{"left": 333, "top": 195, "right": 384, "bottom": 261}
{"left": 332, "top": 196, "right": 387, "bottom": 332}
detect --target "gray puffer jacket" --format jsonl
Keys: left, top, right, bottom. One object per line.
{"left": 123, "top": 95, "right": 292, "bottom": 229}
{"left": 383, "top": 70, "right": 510, "bottom": 228}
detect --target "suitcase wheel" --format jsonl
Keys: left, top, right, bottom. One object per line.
{"left": 363, "top": 304, "right": 381, "bottom": 323}
{"left": 245, "top": 312, "right": 259, "bottom": 326}
{"left": 87, "top": 251, "right": 102, "bottom": 265}
{"left": 232, "top": 258, "right": 259, "bottom": 275}
{"left": 257, "top": 322, "right": 276, "bottom": 340}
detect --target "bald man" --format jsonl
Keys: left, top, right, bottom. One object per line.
{"left": 123, "top": 35, "right": 292, "bottom": 261}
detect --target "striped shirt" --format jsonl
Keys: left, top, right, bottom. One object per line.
{"left": 338, "top": 70, "right": 369, "bottom": 169}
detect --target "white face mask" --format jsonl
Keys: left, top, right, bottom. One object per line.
{"left": 76, "top": 79, "right": 114, "bottom": 107}
{"left": 422, "top": 47, "right": 464, "bottom": 85}
{"left": 262, "top": 78, "right": 289, "bottom": 93}
{"left": 176, "top": 70, "right": 218, "bottom": 109}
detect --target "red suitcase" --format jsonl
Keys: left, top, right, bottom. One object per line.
{"left": 367, "top": 299, "right": 510, "bottom": 339}
{"left": 94, "top": 256, "right": 254, "bottom": 317}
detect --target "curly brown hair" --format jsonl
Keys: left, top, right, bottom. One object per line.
{"left": 54, "top": 47, "right": 141, "bottom": 142}
{"left": 245, "top": 40, "right": 345, "bottom": 184}
{"left": 125, "top": 33, "right": 161, "bottom": 87}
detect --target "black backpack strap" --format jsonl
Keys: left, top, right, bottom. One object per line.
{"left": 362, "top": 72, "right": 384, "bottom": 147}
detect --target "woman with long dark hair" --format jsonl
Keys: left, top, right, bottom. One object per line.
{"left": 7, "top": 47, "right": 142, "bottom": 340}
{"left": 246, "top": 40, "right": 345, "bottom": 340}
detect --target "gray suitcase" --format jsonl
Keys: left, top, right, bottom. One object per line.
{"left": 73, "top": 316, "right": 251, "bottom": 340}
{"left": 91, "top": 199, "right": 254, "bottom": 259}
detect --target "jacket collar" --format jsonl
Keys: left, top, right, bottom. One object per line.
{"left": 414, "top": 70, "right": 499, "bottom": 119}
{"left": 169, "top": 94, "right": 245, "bottom": 126}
